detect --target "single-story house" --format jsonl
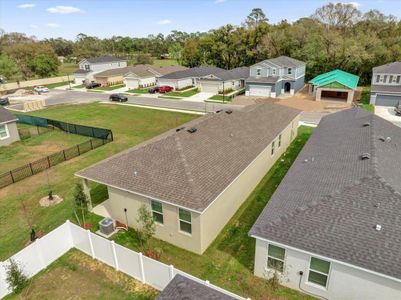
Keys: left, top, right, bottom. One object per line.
{"left": 250, "top": 107, "right": 401, "bottom": 299}
{"left": 76, "top": 103, "right": 300, "bottom": 254}
{"left": 308, "top": 69, "right": 359, "bottom": 103}
{"left": 246, "top": 56, "right": 306, "bottom": 97}
{"left": 0, "top": 106, "right": 20, "bottom": 146}
{"left": 123, "top": 65, "right": 188, "bottom": 89}
{"left": 370, "top": 61, "right": 401, "bottom": 106}
{"left": 157, "top": 66, "right": 224, "bottom": 90}
{"left": 157, "top": 274, "right": 237, "bottom": 300}
{"left": 198, "top": 67, "right": 249, "bottom": 94}
{"left": 73, "top": 56, "right": 127, "bottom": 84}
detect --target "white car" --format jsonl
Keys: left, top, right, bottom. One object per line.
{"left": 34, "top": 85, "right": 49, "bottom": 93}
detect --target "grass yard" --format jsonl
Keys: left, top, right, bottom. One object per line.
{"left": 127, "top": 88, "right": 150, "bottom": 94}
{"left": 57, "top": 63, "right": 78, "bottom": 76}
{"left": 108, "top": 126, "right": 315, "bottom": 300}
{"left": 4, "top": 249, "right": 158, "bottom": 300}
{"left": 0, "top": 128, "right": 87, "bottom": 174}
{"left": 166, "top": 88, "right": 199, "bottom": 97}
{"left": 72, "top": 83, "right": 86, "bottom": 89}
{"left": 46, "top": 81, "right": 73, "bottom": 89}
{"left": 0, "top": 103, "right": 197, "bottom": 261}
{"left": 95, "top": 84, "right": 126, "bottom": 91}
{"left": 360, "top": 86, "right": 374, "bottom": 112}
{"left": 152, "top": 59, "right": 179, "bottom": 67}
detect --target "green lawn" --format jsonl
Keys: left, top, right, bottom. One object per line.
{"left": 107, "top": 126, "right": 315, "bottom": 300}
{"left": 95, "top": 84, "right": 126, "bottom": 91}
{"left": 0, "top": 103, "right": 197, "bottom": 261}
{"left": 127, "top": 88, "right": 150, "bottom": 94}
{"left": 72, "top": 83, "right": 86, "bottom": 89}
{"left": 166, "top": 88, "right": 199, "bottom": 97}
{"left": 152, "top": 59, "right": 179, "bottom": 67}
{"left": 360, "top": 86, "right": 374, "bottom": 112}
{"left": 0, "top": 127, "right": 87, "bottom": 174}
{"left": 4, "top": 249, "right": 157, "bottom": 300}
{"left": 46, "top": 81, "right": 73, "bottom": 89}
{"left": 57, "top": 63, "right": 78, "bottom": 76}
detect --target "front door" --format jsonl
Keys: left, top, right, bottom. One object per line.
{"left": 284, "top": 82, "right": 291, "bottom": 93}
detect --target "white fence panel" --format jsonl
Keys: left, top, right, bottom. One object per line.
{"left": 114, "top": 244, "right": 142, "bottom": 281}
{"left": 69, "top": 223, "right": 92, "bottom": 256}
{"left": 10, "top": 243, "right": 43, "bottom": 277}
{"left": 0, "top": 262, "right": 10, "bottom": 298}
{"left": 142, "top": 256, "right": 171, "bottom": 290}
{"left": 90, "top": 233, "right": 115, "bottom": 267}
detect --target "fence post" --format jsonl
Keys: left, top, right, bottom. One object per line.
{"left": 87, "top": 230, "right": 95, "bottom": 259}
{"left": 35, "top": 238, "right": 46, "bottom": 269}
{"left": 62, "top": 150, "right": 66, "bottom": 161}
{"left": 111, "top": 241, "right": 119, "bottom": 271}
{"left": 138, "top": 252, "right": 146, "bottom": 283}
{"left": 9, "top": 171, "right": 15, "bottom": 183}
{"left": 47, "top": 156, "right": 51, "bottom": 168}
{"left": 169, "top": 265, "right": 174, "bottom": 280}
{"left": 29, "top": 163, "right": 34, "bottom": 175}
{"left": 90, "top": 139, "right": 93, "bottom": 150}
{"left": 77, "top": 144, "right": 81, "bottom": 156}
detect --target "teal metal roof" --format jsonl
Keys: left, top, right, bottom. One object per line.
{"left": 309, "top": 69, "right": 359, "bottom": 90}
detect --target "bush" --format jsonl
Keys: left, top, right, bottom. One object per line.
{"left": 5, "top": 259, "right": 29, "bottom": 294}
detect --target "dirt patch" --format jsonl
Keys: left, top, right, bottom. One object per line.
{"left": 39, "top": 194, "right": 63, "bottom": 207}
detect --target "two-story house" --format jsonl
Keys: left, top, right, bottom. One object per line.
{"left": 245, "top": 56, "right": 306, "bottom": 98}
{"left": 370, "top": 61, "right": 401, "bottom": 107}
{"left": 73, "top": 56, "right": 127, "bottom": 84}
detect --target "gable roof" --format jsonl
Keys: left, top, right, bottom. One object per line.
{"left": 95, "top": 65, "right": 189, "bottom": 78}
{"left": 159, "top": 66, "right": 225, "bottom": 80}
{"left": 149, "top": 65, "right": 188, "bottom": 76}
{"left": 83, "top": 56, "right": 126, "bottom": 64}
{"left": 76, "top": 103, "right": 300, "bottom": 212}
{"left": 250, "top": 107, "right": 401, "bottom": 281}
{"left": 0, "top": 107, "right": 17, "bottom": 124}
{"left": 74, "top": 69, "right": 90, "bottom": 74}
{"left": 255, "top": 56, "right": 305, "bottom": 68}
{"left": 309, "top": 69, "right": 359, "bottom": 90}
{"left": 201, "top": 67, "right": 250, "bottom": 81}
{"left": 373, "top": 61, "right": 401, "bottom": 74}
{"left": 156, "top": 274, "right": 237, "bottom": 300}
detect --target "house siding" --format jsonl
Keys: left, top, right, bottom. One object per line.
{"left": 200, "top": 116, "right": 299, "bottom": 253}
{"left": 0, "top": 122, "right": 20, "bottom": 146}
{"left": 254, "top": 238, "right": 401, "bottom": 300}
{"left": 373, "top": 94, "right": 401, "bottom": 107}
{"left": 157, "top": 78, "right": 193, "bottom": 90}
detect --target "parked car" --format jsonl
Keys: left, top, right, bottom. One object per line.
{"left": 158, "top": 86, "right": 173, "bottom": 93}
{"left": 34, "top": 85, "right": 49, "bottom": 93}
{"left": 395, "top": 102, "right": 401, "bottom": 116}
{"left": 148, "top": 87, "right": 160, "bottom": 94}
{"left": 0, "top": 96, "right": 10, "bottom": 106}
{"left": 86, "top": 82, "right": 101, "bottom": 89}
{"left": 109, "top": 93, "right": 128, "bottom": 102}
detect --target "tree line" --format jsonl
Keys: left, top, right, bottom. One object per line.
{"left": 0, "top": 3, "right": 400, "bottom": 84}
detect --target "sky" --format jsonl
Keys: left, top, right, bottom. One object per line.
{"left": 0, "top": 0, "right": 400, "bottom": 40}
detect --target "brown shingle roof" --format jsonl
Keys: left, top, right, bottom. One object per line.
{"left": 76, "top": 103, "right": 300, "bottom": 212}
{"left": 95, "top": 65, "right": 188, "bottom": 79}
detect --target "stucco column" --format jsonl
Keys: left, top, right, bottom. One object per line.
{"left": 82, "top": 178, "right": 93, "bottom": 211}
{"left": 315, "top": 88, "right": 322, "bottom": 101}
{"left": 347, "top": 90, "right": 354, "bottom": 104}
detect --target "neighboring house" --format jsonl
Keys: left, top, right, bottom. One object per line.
{"left": 198, "top": 67, "right": 249, "bottom": 94}
{"left": 250, "top": 107, "right": 401, "bottom": 300}
{"left": 246, "top": 56, "right": 305, "bottom": 97}
{"left": 73, "top": 56, "right": 127, "bottom": 84}
{"left": 157, "top": 66, "right": 224, "bottom": 90}
{"left": 157, "top": 274, "right": 237, "bottom": 300}
{"left": 308, "top": 69, "right": 359, "bottom": 103}
{"left": 123, "top": 65, "right": 188, "bottom": 89}
{"left": 76, "top": 103, "right": 300, "bottom": 254}
{"left": 0, "top": 107, "right": 20, "bottom": 146}
{"left": 370, "top": 61, "right": 401, "bottom": 106}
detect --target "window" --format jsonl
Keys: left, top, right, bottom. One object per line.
{"left": 288, "top": 68, "right": 292, "bottom": 75}
{"left": 376, "top": 75, "right": 380, "bottom": 83}
{"left": 389, "top": 75, "right": 393, "bottom": 83}
{"left": 0, "top": 125, "right": 9, "bottom": 139}
{"left": 84, "top": 64, "right": 90, "bottom": 71}
{"left": 271, "top": 140, "right": 275, "bottom": 156}
{"left": 397, "top": 76, "right": 401, "bottom": 84}
{"left": 179, "top": 208, "right": 192, "bottom": 234}
{"left": 267, "top": 244, "right": 285, "bottom": 272}
{"left": 379, "top": 75, "right": 384, "bottom": 82}
{"left": 151, "top": 200, "right": 163, "bottom": 224}
{"left": 232, "top": 81, "right": 235, "bottom": 86}
{"left": 256, "top": 68, "right": 261, "bottom": 76}
{"left": 272, "top": 68, "right": 276, "bottom": 75}
{"left": 278, "top": 134, "right": 282, "bottom": 148}
{"left": 308, "top": 257, "right": 331, "bottom": 288}
{"left": 384, "top": 75, "right": 388, "bottom": 83}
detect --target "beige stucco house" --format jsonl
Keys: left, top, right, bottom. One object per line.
{"left": 0, "top": 107, "right": 20, "bottom": 147}
{"left": 76, "top": 103, "right": 300, "bottom": 254}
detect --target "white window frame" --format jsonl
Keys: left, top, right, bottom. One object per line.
{"left": 0, "top": 124, "right": 10, "bottom": 140}
{"left": 256, "top": 68, "right": 262, "bottom": 76}
{"left": 288, "top": 68, "right": 292, "bottom": 75}
{"left": 84, "top": 64, "right": 90, "bottom": 71}
{"left": 272, "top": 68, "right": 276, "bottom": 75}
{"left": 150, "top": 200, "right": 164, "bottom": 225}
{"left": 396, "top": 75, "right": 401, "bottom": 84}
{"left": 178, "top": 208, "right": 192, "bottom": 235}
{"left": 278, "top": 134, "right": 282, "bottom": 148}
{"left": 389, "top": 75, "right": 393, "bottom": 83}
{"left": 271, "top": 140, "right": 275, "bottom": 156}
{"left": 376, "top": 75, "right": 380, "bottom": 83}
{"left": 266, "top": 244, "right": 286, "bottom": 273}
{"left": 307, "top": 256, "right": 332, "bottom": 289}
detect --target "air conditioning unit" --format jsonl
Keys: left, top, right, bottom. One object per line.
{"left": 99, "top": 217, "right": 115, "bottom": 236}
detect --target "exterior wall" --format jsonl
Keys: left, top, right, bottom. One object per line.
{"left": 79, "top": 60, "right": 127, "bottom": 72}
{"left": 293, "top": 76, "right": 305, "bottom": 92}
{"left": 74, "top": 74, "right": 87, "bottom": 84}
{"left": 200, "top": 116, "right": 300, "bottom": 253}
{"left": 373, "top": 94, "right": 401, "bottom": 106}
{"left": 104, "top": 187, "right": 203, "bottom": 254}
{"left": 95, "top": 75, "right": 124, "bottom": 85}
{"left": 139, "top": 76, "right": 157, "bottom": 87}
{"left": 0, "top": 75, "right": 75, "bottom": 92}
{"left": 245, "top": 82, "right": 277, "bottom": 97}
{"left": 157, "top": 78, "right": 193, "bottom": 90}
{"left": 254, "top": 238, "right": 401, "bottom": 300}
{"left": 315, "top": 87, "right": 354, "bottom": 104}
{"left": 0, "top": 122, "right": 20, "bottom": 146}
{"left": 199, "top": 79, "right": 242, "bottom": 94}
{"left": 371, "top": 72, "right": 401, "bottom": 86}
{"left": 125, "top": 78, "right": 139, "bottom": 89}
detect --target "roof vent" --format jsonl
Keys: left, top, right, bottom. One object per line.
{"left": 187, "top": 128, "right": 197, "bottom": 134}
{"left": 386, "top": 137, "right": 391, "bottom": 143}
{"left": 225, "top": 110, "right": 233, "bottom": 114}
{"left": 176, "top": 127, "right": 185, "bottom": 132}
{"left": 216, "top": 109, "right": 223, "bottom": 113}
{"left": 378, "top": 136, "right": 385, "bottom": 142}
{"left": 363, "top": 122, "right": 370, "bottom": 127}
{"left": 375, "top": 224, "right": 382, "bottom": 231}
{"left": 361, "top": 153, "right": 371, "bottom": 160}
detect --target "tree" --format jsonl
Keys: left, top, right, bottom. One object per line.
{"left": 73, "top": 182, "right": 88, "bottom": 226}
{"left": 312, "top": 2, "right": 361, "bottom": 29}
{"left": 5, "top": 259, "right": 29, "bottom": 294}
{"left": 0, "top": 54, "right": 20, "bottom": 80}
{"left": 28, "top": 53, "right": 59, "bottom": 78}
{"left": 245, "top": 8, "right": 268, "bottom": 28}
{"left": 136, "top": 205, "right": 156, "bottom": 252}
{"left": 135, "top": 53, "right": 153, "bottom": 65}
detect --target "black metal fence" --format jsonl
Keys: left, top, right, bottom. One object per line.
{"left": 18, "top": 126, "right": 52, "bottom": 140}
{"left": 0, "top": 115, "right": 114, "bottom": 189}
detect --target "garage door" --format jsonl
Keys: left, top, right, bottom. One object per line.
{"left": 249, "top": 85, "right": 271, "bottom": 97}
{"left": 376, "top": 94, "right": 401, "bottom": 107}
{"left": 201, "top": 82, "right": 219, "bottom": 94}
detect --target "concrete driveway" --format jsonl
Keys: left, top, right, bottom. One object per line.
{"left": 186, "top": 92, "right": 215, "bottom": 102}
{"left": 375, "top": 106, "right": 401, "bottom": 127}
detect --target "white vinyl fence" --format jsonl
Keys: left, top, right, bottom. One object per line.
{"left": 0, "top": 221, "right": 248, "bottom": 299}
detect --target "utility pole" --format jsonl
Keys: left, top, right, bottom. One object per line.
{"left": 222, "top": 81, "right": 225, "bottom": 104}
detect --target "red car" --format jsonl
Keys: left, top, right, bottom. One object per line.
{"left": 158, "top": 86, "right": 173, "bottom": 93}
